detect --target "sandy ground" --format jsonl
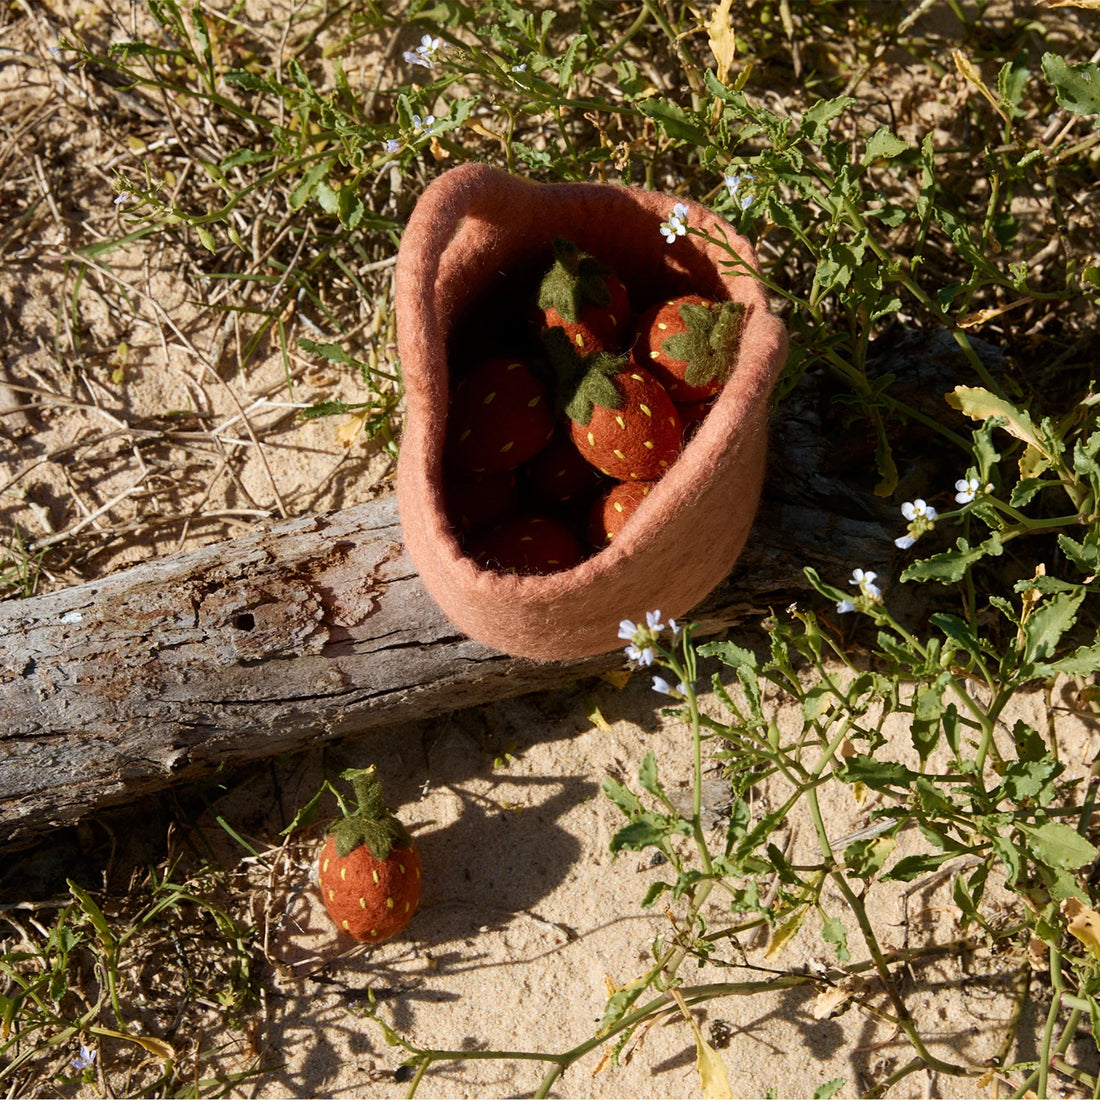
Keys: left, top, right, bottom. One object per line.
{"left": 181, "top": 666, "right": 1095, "bottom": 1100}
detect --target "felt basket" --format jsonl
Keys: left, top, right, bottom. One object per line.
{"left": 394, "top": 163, "right": 787, "bottom": 661}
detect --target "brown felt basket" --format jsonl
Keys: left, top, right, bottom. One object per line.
{"left": 395, "top": 163, "right": 788, "bottom": 661}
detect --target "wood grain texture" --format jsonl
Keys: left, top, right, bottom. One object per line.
{"left": 0, "top": 382, "right": 895, "bottom": 848}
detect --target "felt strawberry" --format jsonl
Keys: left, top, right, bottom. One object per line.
{"left": 446, "top": 470, "right": 519, "bottom": 533}
{"left": 537, "top": 238, "right": 632, "bottom": 355}
{"left": 317, "top": 766, "right": 422, "bottom": 944}
{"left": 523, "top": 429, "right": 608, "bottom": 508}
{"left": 471, "top": 515, "right": 585, "bottom": 575}
{"left": 448, "top": 357, "right": 555, "bottom": 475}
{"left": 676, "top": 398, "right": 713, "bottom": 441}
{"left": 562, "top": 351, "right": 683, "bottom": 482}
{"left": 634, "top": 295, "right": 745, "bottom": 401}
{"left": 588, "top": 481, "right": 655, "bottom": 547}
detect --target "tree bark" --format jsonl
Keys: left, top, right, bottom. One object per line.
{"left": 0, "top": 386, "right": 895, "bottom": 849}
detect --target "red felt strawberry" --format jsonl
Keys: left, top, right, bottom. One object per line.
{"left": 537, "top": 238, "right": 632, "bottom": 355}
{"left": 562, "top": 352, "right": 682, "bottom": 482}
{"left": 448, "top": 357, "right": 555, "bottom": 475}
{"left": 471, "top": 515, "right": 585, "bottom": 575}
{"left": 588, "top": 481, "right": 655, "bottom": 547}
{"left": 523, "top": 429, "right": 607, "bottom": 508}
{"left": 634, "top": 295, "right": 745, "bottom": 401}
{"left": 317, "top": 766, "right": 422, "bottom": 944}
{"left": 446, "top": 470, "right": 519, "bottom": 533}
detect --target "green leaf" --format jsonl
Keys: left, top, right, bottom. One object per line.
{"left": 813, "top": 1077, "right": 847, "bottom": 1100}
{"left": 1051, "top": 641, "right": 1100, "bottom": 675}
{"left": 638, "top": 97, "right": 707, "bottom": 144}
{"left": 1042, "top": 52, "right": 1100, "bottom": 120}
{"left": 288, "top": 160, "right": 332, "bottom": 211}
{"left": 929, "top": 613, "right": 983, "bottom": 659}
{"left": 838, "top": 755, "right": 921, "bottom": 791}
{"left": 997, "top": 54, "right": 1030, "bottom": 119}
{"left": 844, "top": 834, "right": 897, "bottom": 880}
{"left": 602, "top": 775, "right": 644, "bottom": 819}
{"left": 1022, "top": 588, "right": 1086, "bottom": 672}
{"left": 641, "top": 880, "right": 672, "bottom": 909}
{"left": 610, "top": 814, "right": 691, "bottom": 854}
{"left": 699, "top": 639, "right": 758, "bottom": 670}
{"left": 901, "top": 533, "right": 1003, "bottom": 585}
{"left": 862, "top": 127, "right": 909, "bottom": 164}
{"left": 797, "top": 96, "right": 856, "bottom": 143}
{"left": 196, "top": 225, "right": 217, "bottom": 253}
{"left": 1059, "top": 531, "right": 1100, "bottom": 575}
{"left": 883, "top": 851, "right": 955, "bottom": 882}
{"left": 638, "top": 752, "right": 666, "bottom": 803}
{"left": 911, "top": 686, "right": 946, "bottom": 764}
{"left": 1018, "top": 820, "right": 1097, "bottom": 871}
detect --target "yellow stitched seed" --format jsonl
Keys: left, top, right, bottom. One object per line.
{"left": 613, "top": 449, "right": 626, "bottom": 461}
{"left": 484, "top": 391, "right": 496, "bottom": 404}
{"left": 387, "top": 897, "right": 394, "bottom": 909}
{"left": 660, "top": 460, "right": 669, "bottom": 467}
{"left": 416, "top": 867, "right": 421, "bottom": 879}
{"left": 630, "top": 373, "right": 644, "bottom": 381}
{"left": 341, "top": 866, "right": 347, "bottom": 880}
{"left": 574, "top": 333, "right": 585, "bottom": 347}
{"left": 500, "top": 440, "right": 514, "bottom": 453}
{"left": 322, "top": 858, "right": 330, "bottom": 873}
{"left": 587, "top": 431, "right": 596, "bottom": 447}
{"left": 613, "top": 502, "right": 623, "bottom": 513}
{"left": 507, "top": 362, "right": 521, "bottom": 370}
{"left": 372, "top": 869, "right": 380, "bottom": 884}
{"left": 657, "top": 321, "right": 667, "bottom": 330}
{"left": 669, "top": 417, "right": 677, "bottom": 426}
{"left": 459, "top": 428, "right": 472, "bottom": 442}
{"left": 328, "top": 888, "right": 335, "bottom": 901}
{"left": 643, "top": 440, "right": 654, "bottom": 449}
{"left": 639, "top": 404, "right": 652, "bottom": 417}
{"left": 615, "top": 416, "right": 626, "bottom": 429}
{"left": 399, "top": 863, "right": 406, "bottom": 875}
{"left": 649, "top": 350, "right": 659, "bottom": 359}
{"left": 370, "top": 929, "right": 378, "bottom": 937}
{"left": 405, "top": 902, "right": 411, "bottom": 912}
{"left": 521, "top": 536, "right": 533, "bottom": 543}
{"left": 360, "top": 897, "right": 366, "bottom": 908}
{"left": 528, "top": 396, "right": 541, "bottom": 407}
{"left": 342, "top": 920, "right": 350, "bottom": 930}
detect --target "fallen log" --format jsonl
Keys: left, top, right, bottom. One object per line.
{"left": 0, "top": 379, "right": 897, "bottom": 849}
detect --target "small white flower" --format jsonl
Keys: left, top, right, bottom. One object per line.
{"left": 645, "top": 610, "right": 664, "bottom": 632}
{"left": 668, "top": 618, "right": 680, "bottom": 636}
{"left": 511, "top": 62, "right": 527, "bottom": 73}
{"left": 652, "top": 676, "right": 689, "bottom": 697}
{"left": 900, "top": 499, "right": 937, "bottom": 522}
{"left": 404, "top": 33, "right": 442, "bottom": 68}
{"left": 659, "top": 216, "right": 685, "bottom": 244}
{"left": 72, "top": 1046, "right": 96, "bottom": 1072}
{"left": 836, "top": 599, "right": 856, "bottom": 614}
{"left": 955, "top": 477, "right": 982, "bottom": 503}
{"left": 411, "top": 114, "right": 436, "bottom": 134}
{"left": 672, "top": 202, "right": 689, "bottom": 222}
{"left": 850, "top": 568, "right": 882, "bottom": 600}
{"left": 894, "top": 534, "right": 916, "bottom": 550}
{"left": 113, "top": 192, "right": 131, "bottom": 207}
{"left": 618, "top": 619, "right": 637, "bottom": 641}
{"left": 724, "top": 172, "right": 755, "bottom": 210}
{"left": 625, "top": 644, "right": 655, "bottom": 666}
{"left": 384, "top": 138, "right": 401, "bottom": 154}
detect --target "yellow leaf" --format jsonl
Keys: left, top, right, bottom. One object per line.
{"left": 669, "top": 988, "right": 733, "bottom": 1099}
{"left": 765, "top": 904, "right": 808, "bottom": 960}
{"left": 812, "top": 984, "right": 853, "bottom": 1020}
{"left": 945, "top": 386, "right": 1043, "bottom": 451}
{"left": 1062, "top": 898, "right": 1100, "bottom": 962}
{"left": 957, "top": 298, "right": 1031, "bottom": 329}
{"left": 706, "top": 0, "right": 737, "bottom": 85}
{"left": 952, "top": 50, "right": 1008, "bottom": 121}
{"left": 90, "top": 1026, "right": 174, "bottom": 1062}
{"left": 335, "top": 411, "right": 368, "bottom": 447}
{"left": 600, "top": 669, "right": 632, "bottom": 690}
{"left": 586, "top": 698, "right": 612, "bottom": 732}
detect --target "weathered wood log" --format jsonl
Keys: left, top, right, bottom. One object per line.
{"left": 0, "top": 383, "right": 897, "bottom": 849}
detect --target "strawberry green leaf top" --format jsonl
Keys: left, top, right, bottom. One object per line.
{"left": 537, "top": 237, "right": 614, "bottom": 323}
{"left": 329, "top": 766, "right": 412, "bottom": 860}
{"left": 562, "top": 352, "right": 627, "bottom": 426}
{"left": 636, "top": 296, "right": 745, "bottom": 401}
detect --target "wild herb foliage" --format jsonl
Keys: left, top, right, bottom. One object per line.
{"left": 20, "top": 0, "right": 1100, "bottom": 1095}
